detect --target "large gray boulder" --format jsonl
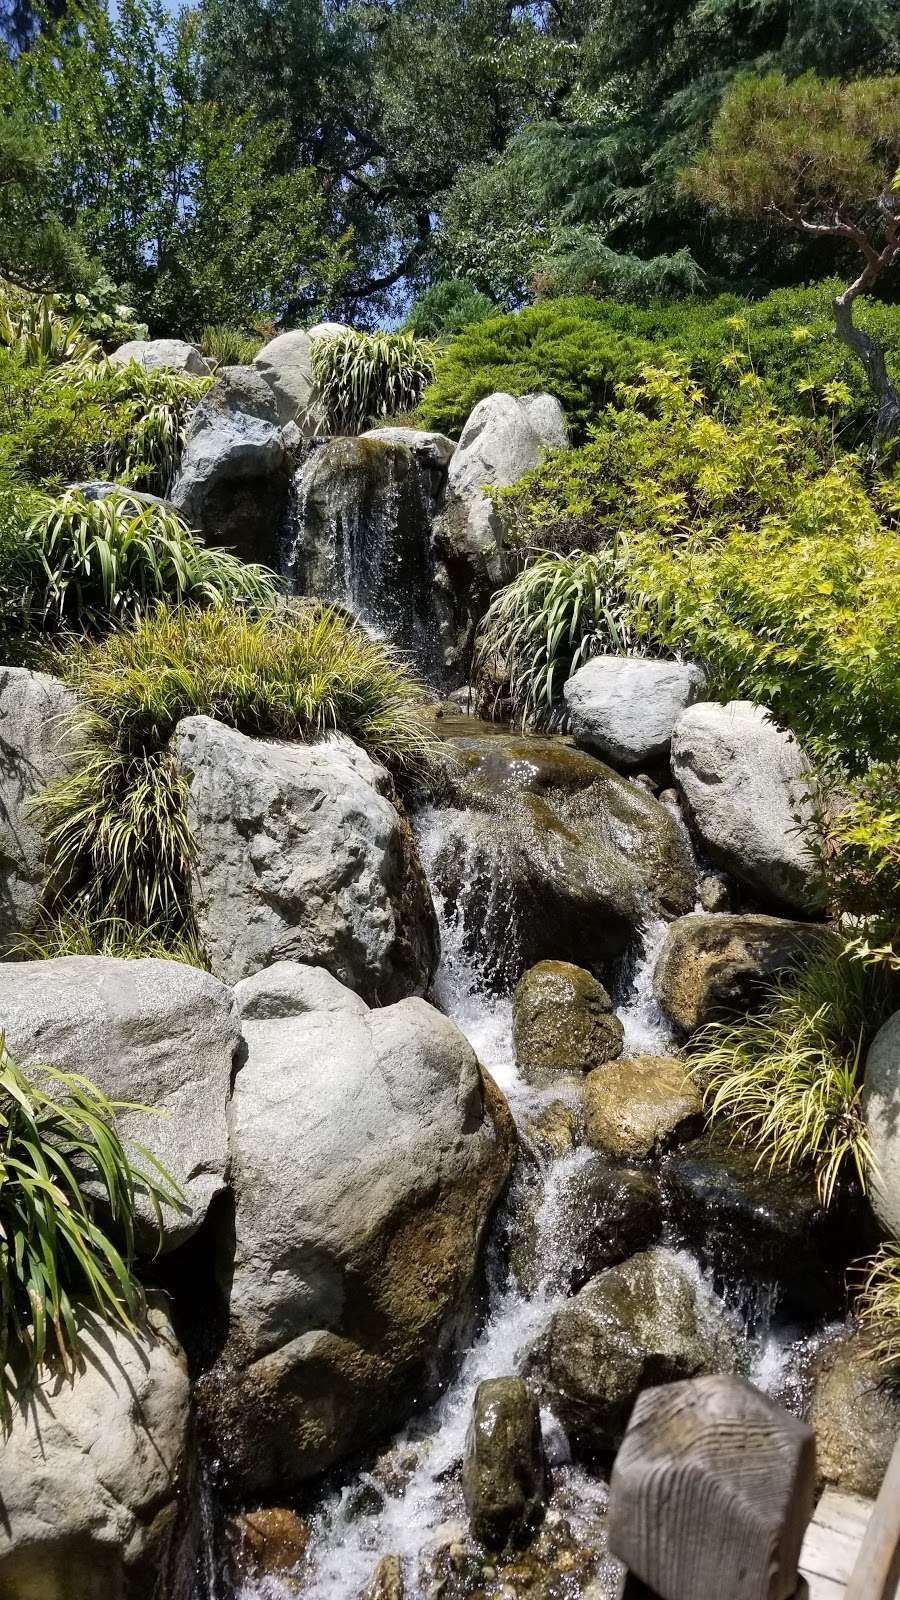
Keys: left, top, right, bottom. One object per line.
{"left": 201, "top": 971, "right": 516, "bottom": 1493}
{"left": 424, "top": 733, "right": 695, "bottom": 986}
{"left": 534, "top": 1247, "right": 739, "bottom": 1457}
{"left": 653, "top": 912, "right": 830, "bottom": 1036}
{"left": 0, "top": 1303, "right": 190, "bottom": 1600}
{"left": 0, "top": 955, "right": 239, "bottom": 1248}
{"left": 174, "top": 719, "right": 438, "bottom": 1000}
{"left": 670, "top": 701, "right": 824, "bottom": 915}
{"left": 863, "top": 1009, "right": 900, "bottom": 1236}
{"left": 563, "top": 656, "right": 707, "bottom": 769}
{"left": 431, "top": 391, "right": 568, "bottom": 675}
{"left": 253, "top": 328, "right": 319, "bottom": 433}
{"left": 170, "top": 364, "right": 290, "bottom": 562}
{"left": 363, "top": 426, "right": 456, "bottom": 471}
{"left": 0, "top": 667, "right": 81, "bottom": 955}
{"left": 109, "top": 337, "right": 212, "bottom": 376}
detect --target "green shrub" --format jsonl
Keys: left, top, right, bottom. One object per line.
{"left": 405, "top": 279, "right": 497, "bottom": 340}
{"left": 309, "top": 328, "right": 437, "bottom": 434}
{"left": 821, "top": 763, "right": 900, "bottom": 966}
{"left": 40, "top": 603, "right": 435, "bottom": 944}
{"left": 417, "top": 283, "right": 900, "bottom": 442}
{"left": 0, "top": 292, "right": 99, "bottom": 367}
{"left": 0, "top": 1043, "right": 182, "bottom": 1419}
{"left": 484, "top": 370, "right": 900, "bottom": 770}
{"left": 689, "top": 947, "right": 897, "bottom": 1206}
{"left": 13, "top": 487, "right": 278, "bottom": 634}
{"left": 196, "top": 323, "right": 262, "bottom": 368}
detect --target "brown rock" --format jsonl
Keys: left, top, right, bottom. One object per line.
{"left": 521, "top": 1098, "right": 581, "bottom": 1160}
{"left": 363, "top": 1553, "right": 404, "bottom": 1600}
{"left": 811, "top": 1330, "right": 900, "bottom": 1498}
{"left": 584, "top": 1056, "right": 702, "bottom": 1159}
{"left": 232, "top": 1506, "right": 309, "bottom": 1585}
{"left": 513, "top": 960, "right": 623, "bottom": 1085}
{"left": 653, "top": 912, "right": 830, "bottom": 1036}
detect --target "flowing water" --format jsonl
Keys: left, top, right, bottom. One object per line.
{"left": 228, "top": 784, "right": 838, "bottom": 1600}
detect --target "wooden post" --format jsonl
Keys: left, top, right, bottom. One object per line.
{"left": 844, "top": 1433, "right": 900, "bottom": 1600}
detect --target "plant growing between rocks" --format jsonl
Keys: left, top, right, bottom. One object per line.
{"left": 0, "top": 1042, "right": 182, "bottom": 1422}
{"left": 310, "top": 329, "right": 437, "bottom": 435}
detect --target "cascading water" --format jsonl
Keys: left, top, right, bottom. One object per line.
{"left": 283, "top": 435, "right": 447, "bottom": 678}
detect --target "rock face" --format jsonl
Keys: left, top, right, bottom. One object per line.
{"left": 431, "top": 391, "right": 568, "bottom": 674}
{"left": 174, "top": 719, "right": 438, "bottom": 1000}
{"left": 653, "top": 912, "right": 829, "bottom": 1036}
{"left": 0, "top": 1304, "right": 190, "bottom": 1600}
{"left": 0, "top": 955, "right": 239, "bottom": 1249}
{"left": 109, "top": 337, "right": 212, "bottom": 375}
{"left": 863, "top": 1010, "right": 900, "bottom": 1237}
{"left": 425, "top": 734, "right": 695, "bottom": 990}
{"left": 462, "top": 1377, "right": 546, "bottom": 1548}
{"left": 171, "top": 364, "right": 290, "bottom": 563}
{"left": 670, "top": 701, "right": 824, "bottom": 915}
{"left": 287, "top": 431, "right": 452, "bottom": 675}
{"left": 609, "top": 1374, "right": 816, "bottom": 1600}
{"left": 811, "top": 1331, "right": 900, "bottom": 1497}
{"left": 203, "top": 973, "right": 515, "bottom": 1493}
{"left": 563, "top": 657, "right": 707, "bottom": 769}
{"left": 0, "top": 667, "right": 81, "bottom": 954}
{"left": 253, "top": 328, "right": 319, "bottom": 431}
{"left": 583, "top": 1056, "right": 702, "bottom": 1159}
{"left": 510, "top": 1154, "right": 662, "bottom": 1298}
{"left": 662, "top": 1133, "right": 870, "bottom": 1320}
{"left": 512, "top": 960, "right": 623, "bottom": 1084}
{"left": 536, "top": 1248, "right": 737, "bottom": 1457}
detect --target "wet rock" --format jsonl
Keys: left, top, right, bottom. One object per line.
{"left": 110, "top": 336, "right": 212, "bottom": 375}
{"left": 0, "top": 954, "right": 239, "bottom": 1248}
{"left": 230, "top": 1506, "right": 309, "bottom": 1587}
{"left": 520, "top": 1099, "right": 580, "bottom": 1161}
{"left": 512, "top": 960, "right": 623, "bottom": 1085}
{"left": 536, "top": 1247, "right": 739, "bottom": 1457}
{"left": 201, "top": 980, "right": 516, "bottom": 1495}
{"left": 431, "top": 392, "right": 567, "bottom": 675}
{"left": 288, "top": 433, "right": 448, "bottom": 675}
{"left": 862, "top": 1009, "right": 900, "bottom": 1237}
{"left": 811, "top": 1331, "right": 900, "bottom": 1497}
{"left": 563, "top": 656, "right": 706, "bottom": 769}
{"left": 0, "top": 1303, "right": 189, "bottom": 1600}
{"left": 653, "top": 912, "right": 830, "bottom": 1036}
{"left": 363, "top": 1553, "right": 404, "bottom": 1600}
{"left": 609, "top": 1374, "right": 815, "bottom": 1600}
{"left": 583, "top": 1056, "right": 702, "bottom": 1160}
{"left": 253, "top": 328, "right": 320, "bottom": 431}
{"left": 174, "top": 719, "right": 438, "bottom": 1000}
{"left": 171, "top": 364, "right": 290, "bottom": 563}
{"left": 428, "top": 734, "right": 695, "bottom": 987}
{"left": 670, "top": 701, "right": 824, "bottom": 916}
{"left": 697, "top": 872, "right": 732, "bottom": 912}
{"left": 0, "top": 666, "right": 81, "bottom": 954}
{"left": 569, "top": 1158, "right": 662, "bottom": 1289}
{"left": 463, "top": 1377, "right": 546, "bottom": 1548}
{"left": 662, "top": 1132, "right": 871, "bottom": 1320}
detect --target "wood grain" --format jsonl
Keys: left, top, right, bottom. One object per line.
{"left": 844, "top": 1433, "right": 900, "bottom": 1600}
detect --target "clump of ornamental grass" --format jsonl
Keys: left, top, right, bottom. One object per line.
{"left": 0, "top": 1042, "right": 182, "bottom": 1422}
{"left": 688, "top": 946, "right": 898, "bottom": 1206}
{"left": 858, "top": 1245, "right": 900, "bottom": 1369}
{"left": 310, "top": 328, "right": 437, "bottom": 434}
{"left": 16, "top": 912, "right": 208, "bottom": 968}
{"left": 39, "top": 601, "right": 436, "bottom": 942}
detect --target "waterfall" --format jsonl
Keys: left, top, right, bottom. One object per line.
{"left": 283, "top": 435, "right": 446, "bottom": 680}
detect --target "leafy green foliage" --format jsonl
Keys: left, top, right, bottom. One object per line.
{"left": 310, "top": 329, "right": 437, "bottom": 434}
{"left": 0, "top": 293, "right": 99, "bottom": 367}
{"left": 689, "top": 947, "right": 897, "bottom": 1206}
{"left": 0, "top": 110, "right": 90, "bottom": 295}
{"left": 9, "top": 488, "right": 278, "bottom": 638}
{"left": 822, "top": 763, "right": 900, "bottom": 964}
{"left": 40, "top": 603, "right": 435, "bottom": 945}
{"left": 0, "top": 1043, "right": 182, "bottom": 1420}
{"left": 404, "top": 279, "right": 496, "bottom": 340}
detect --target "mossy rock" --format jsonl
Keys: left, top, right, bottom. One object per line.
{"left": 512, "top": 960, "right": 623, "bottom": 1084}
{"left": 584, "top": 1055, "right": 702, "bottom": 1159}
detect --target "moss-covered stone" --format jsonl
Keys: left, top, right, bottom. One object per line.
{"left": 584, "top": 1055, "right": 702, "bottom": 1159}
{"left": 512, "top": 960, "right": 623, "bottom": 1084}
{"left": 811, "top": 1331, "right": 900, "bottom": 1498}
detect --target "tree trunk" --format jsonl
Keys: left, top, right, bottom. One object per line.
{"left": 833, "top": 286, "right": 900, "bottom": 439}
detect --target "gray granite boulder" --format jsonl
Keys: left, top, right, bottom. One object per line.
{"left": 170, "top": 364, "right": 290, "bottom": 562}
{"left": 202, "top": 978, "right": 516, "bottom": 1493}
{"left": 253, "top": 328, "right": 320, "bottom": 432}
{"left": 109, "top": 336, "right": 212, "bottom": 375}
{"left": 174, "top": 719, "right": 438, "bottom": 1000}
{"left": 563, "top": 656, "right": 707, "bottom": 769}
{"left": 0, "top": 955, "right": 239, "bottom": 1248}
{"left": 863, "top": 1009, "right": 900, "bottom": 1237}
{"left": 0, "top": 667, "right": 81, "bottom": 954}
{"left": 653, "top": 912, "right": 830, "bottom": 1035}
{"left": 670, "top": 702, "right": 824, "bottom": 915}
{"left": 0, "top": 1303, "right": 189, "bottom": 1600}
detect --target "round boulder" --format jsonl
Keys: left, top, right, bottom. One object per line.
{"left": 512, "top": 959, "right": 623, "bottom": 1084}
{"left": 109, "top": 336, "right": 212, "bottom": 375}
{"left": 652, "top": 912, "right": 831, "bottom": 1036}
{"left": 583, "top": 1055, "right": 702, "bottom": 1159}
{"left": 253, "top": 327, "right": 319, "bottom": 432}
{"left": 563, "top": 656, "right": 707, "bottom": 769}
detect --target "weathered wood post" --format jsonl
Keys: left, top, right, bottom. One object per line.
{"left": 608, "top": 1374, "right": 816, "bottom": 1600}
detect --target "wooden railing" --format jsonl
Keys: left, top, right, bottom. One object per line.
{"left": 844, "top": 1434, "right": 900, "bottom": 1600}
